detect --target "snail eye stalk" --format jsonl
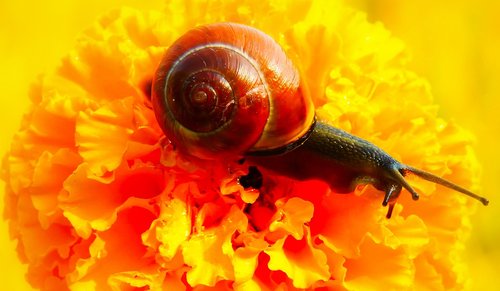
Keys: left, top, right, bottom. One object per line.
{"left": 404, "top": 166, "right": 489, "bottom": 206}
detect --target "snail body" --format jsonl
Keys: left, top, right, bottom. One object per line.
{"left": 152, "top": 23, "right": 488, "bottom": 217}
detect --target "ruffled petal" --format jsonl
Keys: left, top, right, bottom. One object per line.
{"left": 68, "top": 207, "right": 156, "bottom": 289}
{"left": 31, "top": 149, "right": 81, "bottom": 223}
{"left": 142, "top": 197, "right": 191, "bottom": 262}
{"left": 75, "top": 97, "right": 135, "bottom": 176}
{"left": 182, "top": 206, "right": 248, "bottom": 286}
{"left": 268, "top": 197, "right": 314, "bottom": 240}
{"left": 311, "top": 191, "right": 383, "bottom": 258}
{"left": 61, "top": 161, "right": 164, "bottom": 236}
{"left": 343, "top": 236, "right": 414, "bottom": 291}
{"left": 266, "top": 229, "right": 330, "bottom": 288}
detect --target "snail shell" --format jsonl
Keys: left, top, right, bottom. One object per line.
{"left": 152, "top": 23, "right": 314, "bottom": 159}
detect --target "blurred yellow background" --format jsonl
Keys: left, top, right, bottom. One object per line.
{"left": 0, "top": 1, "right": 498, "bottom": 290}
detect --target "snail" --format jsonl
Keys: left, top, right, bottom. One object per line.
{"left": 152, "top": 23, "right": 488, "bottom": 217}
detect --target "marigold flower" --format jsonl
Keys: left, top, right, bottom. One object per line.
{"left": 1, "top": 0, "right": 482, "bottom": 290}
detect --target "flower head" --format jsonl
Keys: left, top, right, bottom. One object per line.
{"left": 2, "top": 0, "right": 481, "bottom": 290}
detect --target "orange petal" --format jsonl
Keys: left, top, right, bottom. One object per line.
{"left": 314, "top": 241, "right": 347, "bottom": 287}
{"left": 383, "top": 213, "right": 430, "bottom": 257}
{"left": 108, "top": 269, "right": 165, "bottom": 290}
{"left": 59, "top": 36, "right": 138, "bottom": 101}
{"left": 221, "top": 175, "right": 260, "bottom": 204}
{"left": 14, "top": 193, "right": 76, "bottom": 264}
{"left": 311, "top": 191, "right": 383, "bottom": 258}
{"left": 5, "top": 90, "right": 89, "bottom": 193}
{"left": 31, "top": 149, "right": 81, "bottom": 224}
{"left": 266, "top": 228, "right": 330, "bottom": 288}
{"left": 68, "top": 206, "right": 156, "bottom": 289}
{"left": 269, "top": 197, "right": 314, "bottom": 240}
{"left": 343, "top": 236, "right": 414, "bottom": 290}
{"left": 75, "top": 97, "right": 135, "bottom": 176}
{"left": 61, "top": 160, "right": 164, "bottom": 236}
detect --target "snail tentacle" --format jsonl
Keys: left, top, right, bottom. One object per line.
{"left": 403, "top": 165, "right": 489, "bottom": 205}
{"left": 383, "top": 184, "right": 402, "bottom": 218}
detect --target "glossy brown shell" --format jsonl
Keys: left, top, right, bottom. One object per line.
{"left": 152, "top": 23, "right": 314, "bottom": 159}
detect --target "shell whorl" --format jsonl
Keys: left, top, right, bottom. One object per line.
{"left": 152, "top": 23, "right": 314, "bottom": 159}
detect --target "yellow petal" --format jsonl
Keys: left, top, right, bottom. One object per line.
{"left": 233, "top": 236, "right": 268, "bottom": 284}
{"left": 183, "top": 206, "right": 248, "bottom": 286}
{"left": 142, "top": 197, "right": 191, "bottom": 261}
{"left": 266, "top": 228, "right": 330, "bottom": 288}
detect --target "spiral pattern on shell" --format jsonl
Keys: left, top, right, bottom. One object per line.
{"left": 152, "top": 23, "right": 315, "bottom": 159}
